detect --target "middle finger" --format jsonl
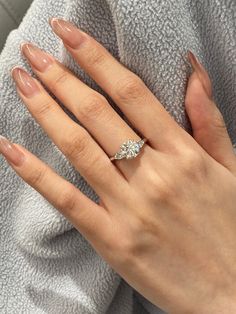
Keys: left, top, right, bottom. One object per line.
{"left": 50, "top": 19, "right": 188, "bottom": 152}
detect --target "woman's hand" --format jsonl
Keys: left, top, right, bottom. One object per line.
{"left": 1, "top": 18, "right": 236, "bottom": 313}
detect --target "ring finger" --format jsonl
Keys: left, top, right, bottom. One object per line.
{"left": 20, "top": 43, "right": 152, "bottom": 179}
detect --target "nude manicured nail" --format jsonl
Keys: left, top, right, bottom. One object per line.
{"left": 21, "top": 43, "right": 54, "bottom": 72}
{"left": 0, "top": 135, "right": 25, "bottom": 166}
{"left": 50, "top": 18, "right": 86, "bottom": 49}
{"left": 187, "top": 50, "right": 203, "bottom": 73}
{"left": 11, "top": 67, "right": 40, "bottom": 98}
{"left": 187, "top": 50, "right": 212, "bottom": 99}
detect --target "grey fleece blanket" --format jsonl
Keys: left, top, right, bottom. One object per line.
{"left": 0, "top": 0, "right": 236, "bottom": 313}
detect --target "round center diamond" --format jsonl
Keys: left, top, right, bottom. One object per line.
{"left": 112, "top": 139, "right": 146, "bottom": 161}
{"left": 120, "top": 140, "right": 141, "bottom": 159}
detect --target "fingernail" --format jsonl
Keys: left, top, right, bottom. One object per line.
{"left": 21, "top": 43, "right": 54, "bottom": 72}
{"left": 11, "top": 67, "right": 40, "bottom": 98}
{"left": 0, "top": 136, "right": 25, "bottom": 166}
{"left": 49, "top": 18, "right": 86, "bottom": 49}
{"left": 187, "top": 50, "right": 203, "bottom": 73}
{"left": 187, "top": 50, "right": 212, "bottom": 99}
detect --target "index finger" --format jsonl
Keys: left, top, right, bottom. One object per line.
{"left": 0, "top": 137, "right": 111, "bottom": 242}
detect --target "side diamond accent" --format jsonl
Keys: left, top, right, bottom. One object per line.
{"left": 111, "top": 139, "right": 147, "bottom": 161}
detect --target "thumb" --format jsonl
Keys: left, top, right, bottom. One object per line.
{"left": 185, "top": 51, "right": 236, "bottom": 175}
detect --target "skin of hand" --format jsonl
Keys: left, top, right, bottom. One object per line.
{"left": 1, "top": 18, "right": 236, "bottom": 314}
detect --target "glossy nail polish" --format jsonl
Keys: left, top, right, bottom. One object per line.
{"left": 21, "top": 43, "right": 54, "bottom": 72}
{"left": 50, "top": 18, "right": 86, "bottom": 49}
{"left": 0, "top": 135, "right": 25, "bottom": 166}
{"left": 11, "top": 67, "right": 40, "bottom": 98}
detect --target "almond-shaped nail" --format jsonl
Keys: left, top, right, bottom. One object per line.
{"left": 187, "top": 50, "right": 212, "bottom": 99}
{"left": 11, "top": 67, "right": 40, "bottom": 98}
{"left": 187, "top": 50, "right": 203, "bottom": 73}
{"left": 50, "top": 18, "right": 86, "bottom": 49}
{"left": 21, "top": 43, "right": 54, "bottom": 72}
{"left": 0, "top": 136, "right": 25, "bottom": 166}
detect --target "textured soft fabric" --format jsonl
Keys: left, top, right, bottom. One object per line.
{"left": 0, "top": 0, "right": 236, "bottom": 313}
{"left": 0, "top": 0, "right": 33, "bottom": 51}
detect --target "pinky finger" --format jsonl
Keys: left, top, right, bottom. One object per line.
{"left": 0, "top": 135, "right": 111, "bottom": 243}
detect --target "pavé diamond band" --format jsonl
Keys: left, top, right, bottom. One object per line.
{"left": 110, "top": 138, "right": 147, "bottom": 161}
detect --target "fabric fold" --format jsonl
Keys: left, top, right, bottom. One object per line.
{"left": 0, "top": 0, "right": 235, "bottom": 313}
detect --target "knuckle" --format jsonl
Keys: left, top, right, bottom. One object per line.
{"left": 34, "top": 100, "right": 52, "bottom": 118}
{"left": 117, "top": 239, "right": 137, "bottom": 263}
{"left": 83, "top": 153, "right": 106, "bottom": 177}
{"left": 79, "top": 93, "right": 109, "bottom": 121}
{"left": 109, "top": 218, "right": 160, "bottom": 265}
{"left": 86, "top": 44, "right": 106, "bottom": 68}
{"left": 51, "top": 70, "right": 69, "bottom": 92}
{"left": 155, "top": 180, "right": 175, "bottom": 203}
{"left": 108, "top": 233, "right": 138, "bottom": 265}
{"left": 181, "top": 147, "right": 207, "bottom": 178}
{"left": 115, "top": 74, "right": 146, "bottom": 103}
{"left": 56, "top": 186, "right": 77, "bottom": 213}
{"left": 145, "top": 169, "right": 176, "bottom": 203}
{"left": 62, "top": 129, "right": 89, "bottom": 161}
{"left": 26, "top": 165, "right": 47, "bottom": 186}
